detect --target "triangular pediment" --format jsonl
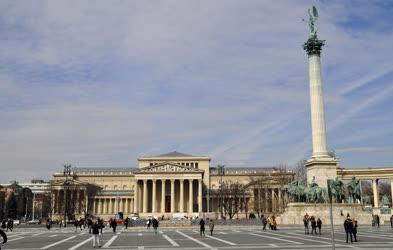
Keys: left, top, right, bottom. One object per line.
{"left": 135, "top": 162, "right": 204, "bottom": 174}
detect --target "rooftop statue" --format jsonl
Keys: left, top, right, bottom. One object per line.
{"left": 308, "top": 6, "right": 319, "bottom": 38}
{"left": 381, "top": 195, "right": 391, "bottom": 207}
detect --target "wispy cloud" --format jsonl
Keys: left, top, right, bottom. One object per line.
{"left": 0, "top": 1, "right": 393, "bottom": 182}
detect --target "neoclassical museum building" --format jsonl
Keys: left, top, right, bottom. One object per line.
{"left": 50, "top": 152, "right": 294, "bottom": 220}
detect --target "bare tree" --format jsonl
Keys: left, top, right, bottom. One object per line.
{"left": 220, "top": 181, "right": 246, "bottom": 219}
{"left": 293, "top": 160, "right": 307, "bottom": 184}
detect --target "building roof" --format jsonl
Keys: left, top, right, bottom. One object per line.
{"left": 155, "top": 151, "right": 194, "bottom": 157}
{"left": 210, "top": 167, "right": 293, "bottom": 175}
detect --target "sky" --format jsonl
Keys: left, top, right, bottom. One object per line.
{"left": 0, "top": 0, "right": 392, "bottom": 183}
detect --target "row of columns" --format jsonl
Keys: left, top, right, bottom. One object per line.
{"left": 135, "top": 178, "right": 202, "bottom": 214}
{"left": 93, "top": 198, "right": 134, "bottom": 215}
{"left": 52, "top": 189, "right": 87, "bottom": 215}
{"left": 364, "top": 179, "right": 393, "bottom": 208}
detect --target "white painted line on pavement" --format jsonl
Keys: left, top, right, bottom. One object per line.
{"left": 232, "top": 230, "right": 242, "bottom": 233}
{"left": 217, "top": 232, "right": 228, "bottom": 235}
{"left": 284, "top": 232, "right": 332, "bottom": 244}
{"left": 48, "top": 235, "right": 57, "bottom": 238}
{"left": 33, "top": 232, "right": 45, "bottom": 236}
{"left": 40, "top": 235, "right": 77, "bottom": 249}
{"left": 68, "top": 237, "right": 93, "bottom": 250}
{"left": 248, "top": 232, "right": 302, "bottom": 245}
{"left": 103, "top": 235, "right": 118, "bottom": 248}
{"left": 8, "top": 237, "right": 24, "bottom": 242}
{"left": 206, "top": 234, "right": 236, "bottom": 245}
{"left": 138, "top": 233, "right": 143, "bottom": 236}
{"left": 176, "top": 230, "right": 213, "bottom": 249}
{"left": 162, "top": 234, "right": 179, "bottom": 247}
{"left": 138, "top": 246, "right": 144, "bottom": 250}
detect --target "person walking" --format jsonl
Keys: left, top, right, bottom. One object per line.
{"left": 1, "top": 220, "right": 6, "bottom": 231}
{"left": 310, "top": 216, "right": 317, "bottom": 235}
{"left": 87, "top": 218, "right": 93, "bottom": 234}
{"left": 344, "top": 216, "right": 354, "bottom": 243}
{"left": 110, "top": 219, "right": 117, "bottom": 233}
{"left": 152, "top": 218, "right": 159, "bottom": 235}
{"left": 92, "top": 221, "right": 101, "bottom": 248}
{"left": 199, "top": 218, "right": 205, "bottom": 237}
{"left": 6, "top": 220, "right": 13, "bottom": 232}
{"left": 74, "top": 220, "right": 79, "bottom": 232}
{"left": 147, "top": 218, "right": 151, "bottom": 229}
{"left": 352, "top": 218, "right": 358, "bottom": 242}
{"left": 316, "top": 218, "right": 322, "bottom": 235}
{"left": 209, "top": 219, "right": 215, "bottom": 236}
{"left": 0, "top": 228, "right": 7, "bottom": 250}
{"left": 271, "top": 215, "right": 277, "bottom": 230}
{"left": 46, "top": 219, "right": 52, "bottom": 230}
{"left": 98, "top": 218, "right": 104, "bottom": 234}
{"left": 303, "top": 214, "right": 310, "bottom": 234}
{"left": 262, "top": 216, "right": 268, "bottom": 230}
{"left": 124, "top": 217, "right": 129, "bottom": 230}
{"left": 376, "top": 215, "right": 380, "bottom": 228}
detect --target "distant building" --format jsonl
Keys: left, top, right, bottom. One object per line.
{"left": 51, "top": 152, "right": 294, "bottom": 220}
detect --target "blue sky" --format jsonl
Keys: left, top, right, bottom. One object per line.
{"left": 0, "top": 0, "right": 392, "bottom": 182}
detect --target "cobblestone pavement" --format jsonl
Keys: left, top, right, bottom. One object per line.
{"left": 2, "top": 225, "right": 393, "bottom": 250}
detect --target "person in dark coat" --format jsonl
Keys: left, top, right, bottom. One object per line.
{"left": 376, "top": 215, "right": 380, "bottom": 228}
{"left": 74, "top": 220, "right": 79, "bottom": 232}
{"left": 352, "top": 219, "right": 358, "bottom": 242}
{"left": 92, "top": 221, "right": 101, "bottom": 248}
{"left": 97, "top": 218, "right": 104, "bottom": 234}
{"left": 87, "top": 218, "right": 93, "bottom": 234}
{"left": 262, "top": 215, "right": 267, "bottom": 230}
{"left": 46, "top": 219, "right": 52, "bottom": 230}
{"left": 316, "top": 218, "right": 322, "bottom": 235}
{"left": 6, "top": 220, "right": 13, "bottom": 232}
{"left": 344, "top": 216, "right": 354, "bottom": 243}
{"left": 310, "top": 216, "right": 317, "bottom": 235}
{"left": 1, "top": 220, "right": 6, "bottom": 230}
{"left": 199, "top": 219, "right": 205, "bottom": 237}
{"left": 0, "top": 229, "right": 7, "bottom": 250}
{"left": 152, "top": 218, "right": 159, "bottom": 235}
{"left": 124, "top": 217, "right": 129, "bottom": 230}
{"left": 390, "top": 215, "right": 393, "bottom": 228}
{"left": 110, "top": 219, "right": 117, "bottom": 233}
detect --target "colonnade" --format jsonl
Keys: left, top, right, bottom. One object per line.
{"left": 92, "top": 197, "right": 134, "bottom": 215}
{"left": 134, "top": 178, "right": 203, "bottom": 214}
{"left": 371, "top": 178, "right": 393, "bottom": 208}
{"left": 52, "top": 188, "right": 88, "bottom": 216}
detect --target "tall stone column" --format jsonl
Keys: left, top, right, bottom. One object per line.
{"left": 143, "top": 180, "right": 148, "bottom": 213}
{"left": 125, "top": 198, "right": 129, "bottom": 214}
{"left": 152, "top": 180, "right": 157, "bottom": 213}
{"left": 161, "top": 180, "right": 166, "bottom": 213}
{"left": 109, "top": 198, "right": 113, "bottom": 214}
{"left": 133, "top": 182, "right": 138, "bottom": 213}
{"left": 189, "top": 180, "right": 193, "bottom": 213}
{"left": 198, "top": 179, "right": 202, "bottom": 213}
{"left": 373, "top": 179, "right": 379, "bottom": 208}
{"left": 264, "top": 189, "right": 268, "bottom": 212}
{"left": 180, "top": 179, "right": 184, "bottom": 213}
{"left": 76, "top": 190, "right": 80, "bottom": 214}
{"left": 304, "top": 30, "right": 338, "bottom": 188}
{"left": 170, "top": 180, "right": 175, "bottom": 213}
{"left": 103, "top": 199, "right": 107, "bottom": 214}
{"left": 271, "top": 189, "right": 275, "bottom": 212}
{"left": 278, "top": 189, "right": 282, "bottom": 212}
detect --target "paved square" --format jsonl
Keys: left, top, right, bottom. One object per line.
{"left": 3, "top": 225, "right": 393, "bottom": 250}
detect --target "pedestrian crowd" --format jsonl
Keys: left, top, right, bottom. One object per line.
{"left": 303, "top": 213, "right": 322, "bottom": 235}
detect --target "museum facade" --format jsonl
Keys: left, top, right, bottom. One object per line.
{"left": 50, "top": 152, "right": 294, "bottom": 220}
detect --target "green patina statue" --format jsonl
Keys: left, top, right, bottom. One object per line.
{"left": 308, "top": 6, "right": 319, "bottom": 38}
{"left": 329, "top": 178, "right": 345, "bottom": 203}
{"left": 347, "top": 177, "right": 362, "bottom": 203}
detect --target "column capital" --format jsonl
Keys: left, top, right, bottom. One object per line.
{"left": 152, "top": 179, "right": 157, "bottom": 183}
